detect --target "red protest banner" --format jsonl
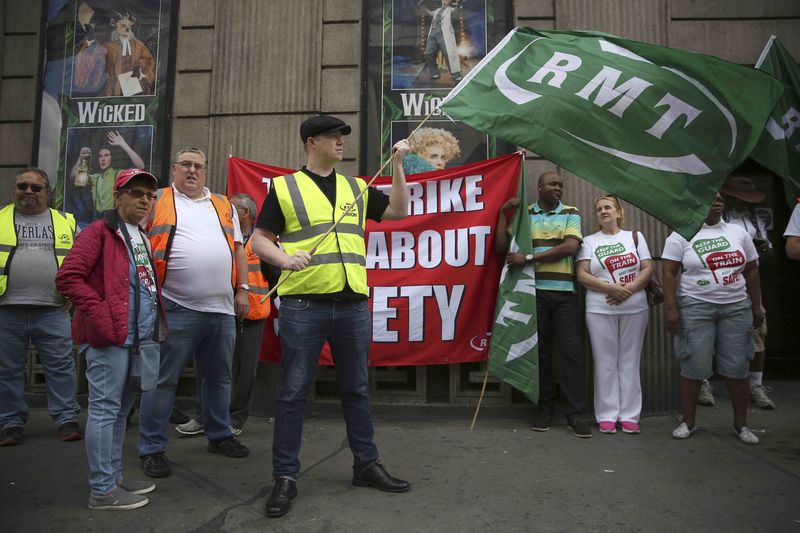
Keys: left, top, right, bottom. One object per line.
{"left": 227, "top": 153, "right": 522, "bottom": 366}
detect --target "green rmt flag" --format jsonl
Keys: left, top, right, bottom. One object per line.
{"left": 751, "top": 36, "right": 800, "bottom": 205}
{"left": 441, "top": 28, "right": 784, "bottom": 239}
{"left": 487, "top": 163, "right": 539, "bottom": 404}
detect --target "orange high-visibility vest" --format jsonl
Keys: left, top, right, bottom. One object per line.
{"left": 148, "top": 187, "right": 236, "bottom": 287}
{"left": 243, "top": 236, "right": 270, "bottom": 320}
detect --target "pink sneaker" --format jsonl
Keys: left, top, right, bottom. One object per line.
{"left": 598, "top": 421, "right": 617, "bottom": 434}
{"left": 621, "top": 421, "right": 640, "bottom": 434}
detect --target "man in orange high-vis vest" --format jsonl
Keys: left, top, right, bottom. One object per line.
{"left": 138, "top": 147, "right": 251, "bottom": 478}
{"left": 229, "top": 193, "right": 271, "bottom": 430}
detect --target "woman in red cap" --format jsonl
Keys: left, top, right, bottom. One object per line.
{"left": 56, "top": 168, "right": 167, "bottom": 510}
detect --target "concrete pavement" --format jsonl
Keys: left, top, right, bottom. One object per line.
{"left": 1, "top": 382, "right": 798, "bottom": 532}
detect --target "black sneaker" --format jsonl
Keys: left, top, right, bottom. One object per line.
{"left": 58, "top": 421, "right": 83, "bottom": 442}
{"left": 141, "top": 453, "right": 171, "bottom": 478}
{"left": 208, "top": 436, "right": 249, "bottom": 458}
{"left": 567, "top": 416, "right": 593, "bottom": 438}
{"left": 530, "top": 406, "right": 554, "bottom": 432}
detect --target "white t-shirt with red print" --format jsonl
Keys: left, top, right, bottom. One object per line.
{"left": 662, "top": 221, "right": 757, "bottom": 305}
{"left": 577, "top": 229, "right": 651, "bottom": 314}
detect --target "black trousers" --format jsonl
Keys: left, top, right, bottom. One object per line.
{"left": 536, "top": 290, "right": 586, "bottom": 418}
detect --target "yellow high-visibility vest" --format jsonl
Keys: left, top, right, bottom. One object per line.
{"left": 0, "top": 205, "right": 76, "bottom": 295}
{"left": 272, "top": 171, "right": 368, "bottom": 296}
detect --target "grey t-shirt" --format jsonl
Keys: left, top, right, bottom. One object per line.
{"left": 0, "top": 210, "right": 62, "bottom": 306}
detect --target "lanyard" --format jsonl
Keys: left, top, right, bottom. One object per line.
{"left": 118, "top": 220, "right": 159, "bottom": 352}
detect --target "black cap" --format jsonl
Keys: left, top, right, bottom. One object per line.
{"left": 300, "top": 115, "right": 351, "bottom": 143}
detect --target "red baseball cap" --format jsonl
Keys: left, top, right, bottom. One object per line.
{"left": 114, "top": 168, "right": 159, "bottom": 191}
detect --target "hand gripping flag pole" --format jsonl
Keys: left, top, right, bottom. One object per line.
{"left": 260, "top": 110, "right": 437, "bottom": 304}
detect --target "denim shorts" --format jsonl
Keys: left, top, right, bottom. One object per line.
{"left": 752, "top": 307, "right": 767, "bottom": 352}
{"left": 673, "top": 296, "right": 754, "bottom": 380}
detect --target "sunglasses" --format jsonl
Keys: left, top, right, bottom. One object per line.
{"left": 175, "top": 160, "right": 206, "bottom": 171}
{"left": 16, "top": 183, "right": 46, "bottom": 193}
{"left": 122, "top": 189, "right": 157, "bottom": 200}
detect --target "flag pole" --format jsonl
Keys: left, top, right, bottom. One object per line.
{"left": 260, "top": 109, "right": 438, "bottom": 303}
{"left": 470, "top": 367, "right": 490, "bottom": 430}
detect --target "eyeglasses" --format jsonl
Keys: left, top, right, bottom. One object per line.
{"left": 16, "top": 183, "right": 46, "bottom": 193}
{"left": 175, "top": 161, "right": 206, "bottom": 171}
{"left": 122, "top": 189, "right": 157, "bottom": 200}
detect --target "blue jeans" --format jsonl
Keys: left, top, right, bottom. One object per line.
{"left": 272, "top": 297, "right": 378, "bottom": 479}
{"left": 138, "top": 298, "right": 235, "bottom": 456}
{"left": 0, "top": 306, "right": 80, "bottom": 429}
{"left": 84, "top": 345, "right": 136, "bottom": 494}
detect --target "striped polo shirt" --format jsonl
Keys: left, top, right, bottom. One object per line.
{"left": 529, "top": 200, "right": 582, "bottom": 292}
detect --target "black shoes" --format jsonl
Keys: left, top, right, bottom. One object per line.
{"left": 530, "top": 406, "right": 554, "bottom": 432}
{"left": 141, "top": 453, "right": 171, "bottom": 478}
{"left": 265, "top": 477, "right": 297, "bottom": 518}
{"left": 353, "top": 462, "right": 410, "bottom": 493}
{"left": 567, "top": 416, "right": 593, "bottom": 438}
{"left": 265, "top": 464, "right": 408, "bottom": 518}
{"left": 207, "top": 436, "right": 249, "bottom": 458}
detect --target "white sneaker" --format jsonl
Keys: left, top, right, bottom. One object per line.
{"left": 734, "top": 426, "right": 760, "bottom": 445}
{"left": 750, "top": 384, "right": 775, "bottom": 410}
{"left": 175, "top": 419, "right": 204, "bottom": 435}
{"left": 671, "top": 422, "right": 696, "bottom": 439}
{"left": 697, "top": 381, "right": 715, "bottom": 407}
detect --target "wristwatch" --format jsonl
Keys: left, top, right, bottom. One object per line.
{"left": 525, "top": 254, "right": 534, "bottom": 263}
{"left": 237, "top": 283, "right": 250, "bottom": 290}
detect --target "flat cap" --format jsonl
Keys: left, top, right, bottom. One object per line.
{"left": 300, "top": 115, "right": 351, "bottom": 143}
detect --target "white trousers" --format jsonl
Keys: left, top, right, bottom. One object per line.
{"left": 586, "top": 310, "right": 649, "bottom": 423}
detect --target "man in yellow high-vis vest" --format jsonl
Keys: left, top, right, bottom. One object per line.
{"left": 252, "top": 115, "right": 411, "bottom": 518}
{"left": 0, "top": 168, "right": 82, "bottom": 447}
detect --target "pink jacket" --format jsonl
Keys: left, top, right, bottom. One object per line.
{"left": 55, "top": 211, "right": 167, "bottom": 348}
